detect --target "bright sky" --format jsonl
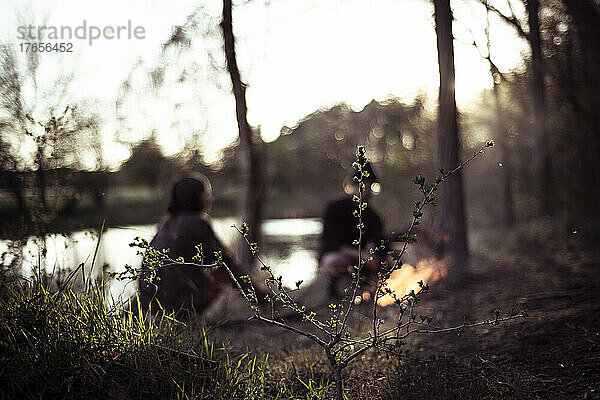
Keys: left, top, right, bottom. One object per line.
{"left": 0, "top": 0, "right": 528, "bottom": 168}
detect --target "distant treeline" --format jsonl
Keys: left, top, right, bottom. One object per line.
{"left": 0, "top": 168, "right": 112, "bottom": 213}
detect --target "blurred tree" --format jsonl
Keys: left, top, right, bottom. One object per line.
{"left": 486, "top": 18, "right": 515, "bottom": 227}
{"left": 526, "top": 0, "right": 551, "bottom": 212}
{"left": 114, "top": 5, "right": 215, "bottom": 168}
{"left": 0, "top": 44, "right": 101, "bottom": 218}
{"left": 481, "top": 0, "right": 550, "bottom": 212}
{"left": 118, "top": 133, "right": 180, "bottom": 191}
{"left": 461, "top": 8, "right": 516, "bottom": 226}
{"left": 481, "top": 0, "right": 600, "bottom": 216}
{"left": 433, "top": 0, "right": 469, "bottom": 270}
{"left": 0, "top": 45, "right": 35, "bottom": 215}
{"left": 559, "top": 0, "right": 600, "bottom": 208}
{"left": 221, "top": 0, "right": 267, "bottom": 264}
{"left": 30, "top": 106, "right": 98, "bottom": 209}
{"left": 114, "top": 2, "right": 268, "bottom": 252}
{"left": 267, "top": 98, "right": 435, "bottom": 227}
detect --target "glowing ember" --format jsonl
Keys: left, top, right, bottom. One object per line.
{"left": 376, "top": 256, "right": 449, "bottom": 306}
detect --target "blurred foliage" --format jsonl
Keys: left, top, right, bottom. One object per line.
{"left": 0, "top": 42, "right": 106, "bottom": 236}
{"left": 112, "top": 97, "right": 438, "bottom": 228}
{"left": 118, "top": 133, "right": 180, "bottom": 189}
{"left": 443, "top": 0, "right": 600, "bottom": 231}
{"left": 266, "top": 98, "right": 436, "bottom": 227}
{"left": 538, "top": 0, "right": 600, "bottom": 213}
{"left": 465, "top": 0, "right": 600, "bottom": 222}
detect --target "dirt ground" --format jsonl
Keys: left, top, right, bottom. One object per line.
{"left": 411, "top": 247, "right": 600, "bottom": 400}
{"left": 205, "top": 226, "right": 600, "bottom": 399}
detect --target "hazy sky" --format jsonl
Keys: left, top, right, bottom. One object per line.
{"left": 0, "top": 0, "right": 528, "bottom": 167}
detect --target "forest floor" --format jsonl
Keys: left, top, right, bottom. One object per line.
{"left": 205, "top": 222, "right": 600, "bottom": 399}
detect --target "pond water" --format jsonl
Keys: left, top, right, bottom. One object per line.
{"left": 0, "top": 218, "right": 323, "bottom": 303}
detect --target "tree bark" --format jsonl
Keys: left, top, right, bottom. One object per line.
{"left": 220, "top": 0, "right": 266, "bottom": 266}
{"left": 433, "top": 0, "right": 469, "bottom": 270}
{"left": 526, "top": 0, "right": 551, "bottom": 213}
{"left": 561, "top": 0, "right": 600, "bottom": 207}
{"left": 333, "top": 367, "right": 343, "bottom": 400}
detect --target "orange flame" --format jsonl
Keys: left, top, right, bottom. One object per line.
{"left": 376, "top": 256, "right": 449, "bottom": 306}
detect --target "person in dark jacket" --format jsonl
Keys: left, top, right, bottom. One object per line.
{"left": 138, "top": 172, "right": 262, "bottom": 314}
{"left": 319, "top": 163, "right": 385, "bottom": 297}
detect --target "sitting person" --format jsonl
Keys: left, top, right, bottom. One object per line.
{"left": 138, "top": 172, "right": 262, "bottom": 314}
{"left": 319, "top": 163, "right": 385, "bottom": 298}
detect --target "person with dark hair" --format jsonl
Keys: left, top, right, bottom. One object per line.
{"left": 319, "top": 163, "right": 385, "bottom": 298}
{"left": 138, "top": 172, "right": 263, "bottom": 314}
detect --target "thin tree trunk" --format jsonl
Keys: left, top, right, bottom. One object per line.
{"left": 492, "top": 82, "right": 515, "bottom": 226}
{"left": 526, "top": 0, "right": 551, "bottom": 213}
{"left": 485, "top": 9, "right": 515, "bottom": 226}
{"left": 220, "top": 0, "right": 266, "bottom": 266}
{"left": 333, "top": 367, "right": 343, "bottom": 400}
{"left": 433, "top": 0, "right": 469, "bottom": 271}
{"left": 479, "top": 0, "right": 551, "bottom": 213}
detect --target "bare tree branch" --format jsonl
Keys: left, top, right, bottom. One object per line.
{"left": 480, "top": 0, "right": 529, "bottom": 40}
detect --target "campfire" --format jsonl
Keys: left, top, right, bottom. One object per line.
{"left": 375, "top": 255, "right": 449, "bottom": 306}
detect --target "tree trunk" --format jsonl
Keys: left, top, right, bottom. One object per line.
{"left": 333, "top": 367, "right": 343, "bottom": 400}
{"left": 562, "top": 0, "right": 600, "bottom": 208}
{"left": 485, "top": 9, "right": 515, "bottom": 227}
{"left": 220, "top": 0, "right": 266, "bottom": 266}
{"left": 526, "top": 0, "right": 551, "bottom": 213}
{"left": 433, "top": 0, "right": 469, "bottom": 271}
{"left": 490, "top": 78, "right": 515, "bottom": 227}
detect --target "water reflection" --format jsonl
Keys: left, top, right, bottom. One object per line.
{"left": 262, "top": 218, "right": 322, "bottom": 236}
{"left": 0, "top": 218, "right": 323, "bottom": 302}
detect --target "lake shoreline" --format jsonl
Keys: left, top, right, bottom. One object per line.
{"left": 0, "top": 198, "right": 323, "bottom": 240}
